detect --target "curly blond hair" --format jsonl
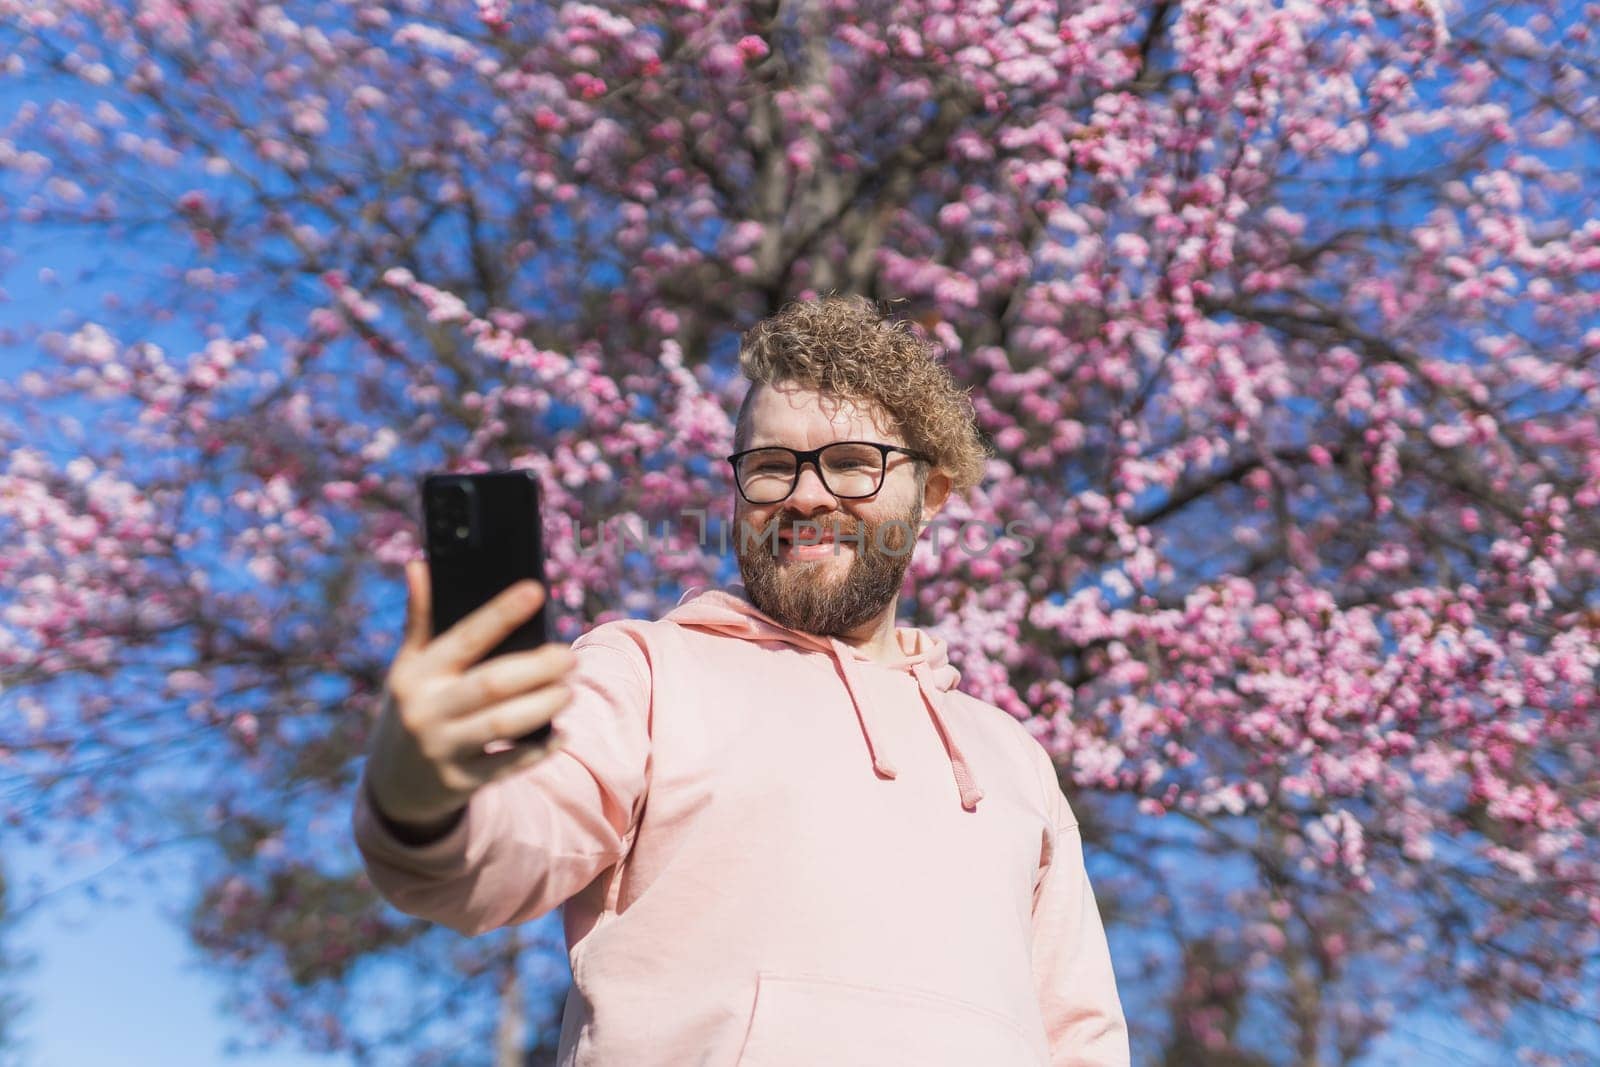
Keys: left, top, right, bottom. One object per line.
{"left": 733, "top": 295, "right": 990, "bottom": 494}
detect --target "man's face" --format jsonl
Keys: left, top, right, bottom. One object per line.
{"left": 733, "top": 381, "right": 939, "bottom": 637}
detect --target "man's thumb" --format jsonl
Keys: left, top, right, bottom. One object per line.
{"left": 401, "top": 558, "right": 432, "bottom": 651}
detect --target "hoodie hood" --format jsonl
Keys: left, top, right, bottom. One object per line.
{"left": 663, "top": 584, "right": 986, "bottom": 812}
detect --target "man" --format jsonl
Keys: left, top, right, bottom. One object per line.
{"left": 353, "top": 296, "right": 1131, "bottom": 1065}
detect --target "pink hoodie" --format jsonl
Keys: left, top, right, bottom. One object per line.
{"left": 352, "top": 584, "right": 1130, "bottom": 1065}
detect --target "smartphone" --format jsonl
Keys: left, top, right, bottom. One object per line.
{"left": 421, "top": 469, "right": 553, "bottom": 746}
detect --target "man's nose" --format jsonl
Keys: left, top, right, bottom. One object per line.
{"left": 787, "top": 462, "right": 837, "bottom": 512}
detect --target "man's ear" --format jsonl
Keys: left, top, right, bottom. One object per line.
{"left": 919, "top": 467, "right": 952, "bottom": 528}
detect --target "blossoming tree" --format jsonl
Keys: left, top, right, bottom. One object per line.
{"left": 1, "top": 0, "right": 1595, "bottom": 1063}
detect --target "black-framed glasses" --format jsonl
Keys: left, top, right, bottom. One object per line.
{"left": 726, "top": 440, "right": 932, "bottom": 504}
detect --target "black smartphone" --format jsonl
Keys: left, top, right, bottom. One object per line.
{"left": 420, "top": 469, "right": 553, "bottom": 746}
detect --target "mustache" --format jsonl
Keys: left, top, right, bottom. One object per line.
{"left": 766, "top": 515, "right": 858, "bottom": 537}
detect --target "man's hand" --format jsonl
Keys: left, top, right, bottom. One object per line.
{"left": 364, "top": 559, "right": 577, "bottom": 834}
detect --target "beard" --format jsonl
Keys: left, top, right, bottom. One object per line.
{"left": 735, "top": 495, "right": 924, "bottom": 638}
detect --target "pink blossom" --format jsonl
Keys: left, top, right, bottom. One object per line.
{"left": 736, "top": 35, "right": 768, "bottom": 64}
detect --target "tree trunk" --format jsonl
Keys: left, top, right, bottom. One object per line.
{"left": 495, "top": 943, "right": 526, "bottom": 1067}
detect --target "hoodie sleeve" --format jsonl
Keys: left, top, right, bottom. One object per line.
{"left": 1029, "top": 745, "right": 1132, "bottom": 1066}
{"left": 351, "top": 625, "right": 652, "bottom": 937}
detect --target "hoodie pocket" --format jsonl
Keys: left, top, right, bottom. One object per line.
{"left": 733, "top": 971, "right": 1042, "bottom": 1066}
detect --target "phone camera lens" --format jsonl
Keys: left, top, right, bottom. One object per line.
{"left": 428, "top": 480, "right": 475, "bottom": 550}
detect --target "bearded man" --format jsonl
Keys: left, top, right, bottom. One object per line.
{"left": 354, "top": 295, "right": 1131, "bottom": 1065}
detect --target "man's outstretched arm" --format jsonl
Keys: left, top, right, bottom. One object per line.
{"left": 352, "top": 627, "right": 651, "bottom": 937}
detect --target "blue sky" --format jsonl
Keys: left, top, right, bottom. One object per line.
{"left": 0, "top": 111, "right": 358, "bottom": 1061}
{"left": 7, "top": 839, "right": 349, "bottom": 1067}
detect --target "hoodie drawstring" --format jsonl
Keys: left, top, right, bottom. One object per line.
{"left": 827, "top": 638, "right": 984, "bottom": 813}
{"left": 827, "top": 637, "right": 898, "bottom": 781}
{"left": 913, "top": 661, "right": 985, "bottom": 812}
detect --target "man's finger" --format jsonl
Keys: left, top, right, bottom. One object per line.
{"left": 436, "top": 643, "right": 577, "bottom": 720}
{"left": 441, "top": 684, "right": 573, "bottom": 757}
{"left": 424, "top": 579, "right": 546, "bottom": 672}
{"left": 400, "top": 559, "right": 432, "bottom": 653}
